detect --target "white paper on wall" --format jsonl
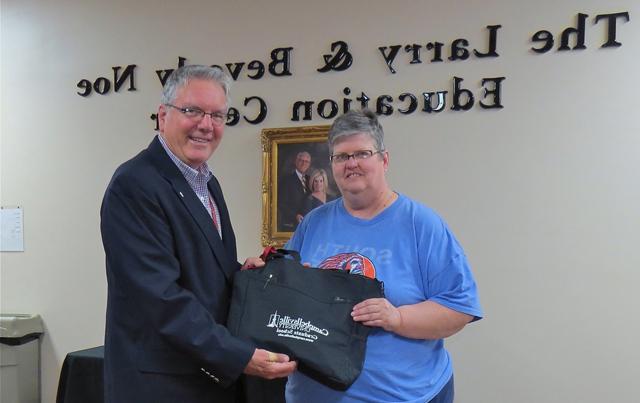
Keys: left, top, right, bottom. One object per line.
{"left": 1, "top": 206, "right": 24, "bottom": 252}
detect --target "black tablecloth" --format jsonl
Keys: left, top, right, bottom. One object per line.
{"left": 56, "top": 346, "right": 104, "bottom": 403}
{"left": 54, "top": 345, "right": 285, "bottom": 403}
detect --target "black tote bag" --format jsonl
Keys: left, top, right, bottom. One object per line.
{"left": 227, "top": 249, "right": 384, "bottom": 390}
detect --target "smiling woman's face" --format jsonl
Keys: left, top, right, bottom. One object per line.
{"left": 312, "top": 174, "right": 325, "bottom": 192}
{"left": 331, "top": 133, "right": 388, "bottom": 198}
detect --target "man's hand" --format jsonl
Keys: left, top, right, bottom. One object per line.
{"left": 243, "top": 348, "right": 297, "bottom": 379}
{"left": 241, "top": 257, "right": 265, "bottom": 270}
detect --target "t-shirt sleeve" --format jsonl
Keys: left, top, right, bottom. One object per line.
{"left": 417, "top": 210, "right": 483, "bottom": 321}
{"left": 427, "top": 253, "right": 483, "bottom": 321}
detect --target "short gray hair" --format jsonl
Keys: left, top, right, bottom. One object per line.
{"left": 327, "top": 109, "right": 385, "bottom": 153}
{"left": 160, "top": 65, "right": 232, "bottom": 107}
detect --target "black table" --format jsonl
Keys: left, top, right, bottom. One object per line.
{"left": 56, "top": 346, "right": 104, "bottom": 403}
{"left": 54, "top": 345, "right": 285, "bottom": 403}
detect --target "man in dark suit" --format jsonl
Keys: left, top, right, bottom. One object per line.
{"left": 278, "top": 151, "right": 311, "bottom": 231}
{"left": 100, "top": 65, "right": 296, "bottom": 403}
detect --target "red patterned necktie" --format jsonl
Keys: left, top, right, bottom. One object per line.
{"left": 208, "top": 197, "right": 218, "bottom": 230}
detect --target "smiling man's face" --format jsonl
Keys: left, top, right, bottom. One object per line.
{"left": 158, "top": 79, "right": 227, "bottom": 168}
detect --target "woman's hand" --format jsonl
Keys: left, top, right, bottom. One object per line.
{"left": 351, "top": 298, "right": 402, "bottom": 333}
{"left": 354, "top": 299, "right": 474, "bottom": 339}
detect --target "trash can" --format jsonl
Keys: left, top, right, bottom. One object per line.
{"left": 0, "top": 314, "right": 44, "bottom": 403}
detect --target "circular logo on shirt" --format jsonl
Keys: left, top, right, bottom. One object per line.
{"left": 318, "top": 253, "right": 376, "bottom": 279}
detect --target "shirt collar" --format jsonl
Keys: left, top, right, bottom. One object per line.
{"left": 157, "top": 133, "right": 212, "bottom": 180}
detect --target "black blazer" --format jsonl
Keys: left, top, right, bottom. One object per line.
{"left": 100, "top": 137, "right": 254, "bottom": 403}
{"left": 277, "top": 171, "right": 308, "bottom": 231}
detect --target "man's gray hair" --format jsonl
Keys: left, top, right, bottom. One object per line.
{"left": 160, "top": 65, "right": 232, "bottom": 106}
{"left": 327, "top": 109, "right": 385, "bottom": 153}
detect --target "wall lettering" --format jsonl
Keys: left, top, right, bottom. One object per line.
{"left": 73, "top": 11, "right": 630, "bottom": 126}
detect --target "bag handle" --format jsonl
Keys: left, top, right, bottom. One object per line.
{"left": 260, "top": 246, "right": 301, "bottom": 262}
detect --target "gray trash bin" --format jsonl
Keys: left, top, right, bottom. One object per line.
{"left": 0, "top": 314, "right": 44, "bottom": 403}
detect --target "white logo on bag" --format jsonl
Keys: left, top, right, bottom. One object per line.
{"left": 266, "top": 311, "right": 329, "bottom": 343}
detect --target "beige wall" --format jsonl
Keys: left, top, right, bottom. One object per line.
{"left": 2, "top": 1, "right": 639, "bottom": 402}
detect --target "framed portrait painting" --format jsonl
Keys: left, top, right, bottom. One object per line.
{"left": 261, "top": 125, "right": 340, "bottom": 247}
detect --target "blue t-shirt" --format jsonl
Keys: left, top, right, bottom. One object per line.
{"left": 285, "top": 193, "right": 483, "bottom": 403}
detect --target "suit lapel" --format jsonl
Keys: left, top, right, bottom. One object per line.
{"left": 208, "top": 177, "right": 238, "bottom": 261}
{"left": 147, "top": 137, "right": 236, "bottom": 282}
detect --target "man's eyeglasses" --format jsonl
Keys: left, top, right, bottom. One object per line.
{"left": 165, "top": 104, "right": 227, "bottom": 125}
{"left": 329, "top": 150, "right": 384, "bottom": 164}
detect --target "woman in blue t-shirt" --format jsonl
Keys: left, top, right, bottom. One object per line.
{"left": 285, "top": 109, "right": 483, "bottom": 403}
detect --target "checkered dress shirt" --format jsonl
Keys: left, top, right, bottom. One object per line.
{"left": 157, "top": 134, "right": 222, "bottom": 238}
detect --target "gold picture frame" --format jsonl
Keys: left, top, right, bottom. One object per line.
{"left": 261, "top": 125, "right": 337, "bottom": 247}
